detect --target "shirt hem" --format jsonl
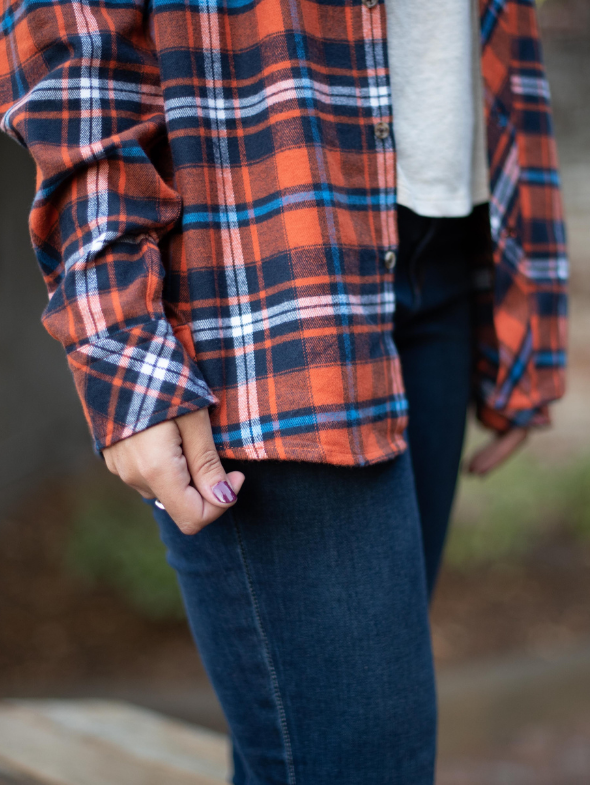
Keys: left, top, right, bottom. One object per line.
{"left": 216, "top": 435, "right": 408, "bottom": 468}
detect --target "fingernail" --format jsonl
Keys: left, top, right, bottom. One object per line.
{"left": 212, "top": 481, "right": 237, "bottom": 504}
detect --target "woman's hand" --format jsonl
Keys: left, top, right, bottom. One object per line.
{"left": 464, "top": 427, "right": 528, "bottom": 476}
{"left": 102, "top": 409, "right": 245, "bottom": 534}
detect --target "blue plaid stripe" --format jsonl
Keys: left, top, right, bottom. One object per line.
{"left": 0, "top": 0, "right": 568, "bottom": 459}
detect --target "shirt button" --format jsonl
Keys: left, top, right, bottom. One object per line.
{"left": 362, "top": 0, "right": 378, "bottom": 7}
{"left": 384, "top": 249, "right": 396, "bottom": 270}
{"left": 374, "top": 121, "right": 390, "bottom": 140}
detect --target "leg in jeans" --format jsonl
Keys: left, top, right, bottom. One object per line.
{"left": 151, "top": 451, "right": 436, "bottom": 785}
{"left": 393, "top": 205, "right": 476, "bottom": 597}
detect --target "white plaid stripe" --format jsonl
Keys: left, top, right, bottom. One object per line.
{"left": 77, "top": 321, "right": 215, "bottom": 436}
{"left": 165, "top": 78, "right": 392, "bottom": 122}
{"left": 203, "top": 0, "right": 266, "bottom": 458}
{"left": 510, "top": 74, "right": 551, "bottom": 101}
{"left": 489, "top": 138, "right": 519, "bottom": 243}
{"left": 191, "top": 291, "right": 396, "bottom": 343}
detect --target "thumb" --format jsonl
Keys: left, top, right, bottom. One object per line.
{"left": 176, "top": 409, "right": 245, "bottom": 507}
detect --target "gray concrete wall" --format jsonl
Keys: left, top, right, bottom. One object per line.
{"left": 0, "top": 136, "right": 91, "bottom": 512}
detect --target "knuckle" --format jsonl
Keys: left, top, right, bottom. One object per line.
{"left": 103, "top": 457, "right": 117, "bottom": 476}
{"left": 136, "top": 458, "right": 162, "bottom": 483}
{"left": 176, "top": 518, "right": 200, "bottom": 535}
{"left": 103, "top": 450, "right": 122, "bottom": 477}
{"left": 192, "top": 448, "right": 222, "bottom": 478}
{"left": 115, "top": 464, "right": 144, "bottom": 491}
{"left": 118, "top": 469, "right": 137, "bottom": 488}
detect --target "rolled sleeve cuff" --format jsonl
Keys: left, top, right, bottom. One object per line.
{"left": 65, "top": 320, "right": 218, "bottom": 453}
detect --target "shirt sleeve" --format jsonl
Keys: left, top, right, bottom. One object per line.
{"left": 0, "top": 0, "right": 217, "bottom": 452}
{"left": 468, "top": 189, "right": 567, "bottom": 436}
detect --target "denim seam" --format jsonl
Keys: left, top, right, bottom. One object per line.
{"left": 233, "top": 519, "right": 297, "bottom": 785}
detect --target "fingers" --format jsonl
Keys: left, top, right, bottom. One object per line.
{"left": 102, "top": 410, "right": 245, "bottom": 535}
{"left": 464, "top": 427, "right": 528, "bottom": 476}
{"left": 103, "top": 421, "right": 180, "bottom": 500}
{"left": 176, "top": 409, "right": 245, "bottom": 512}
{"left": 141, "top": 429, "right": 208, "bottom": 534}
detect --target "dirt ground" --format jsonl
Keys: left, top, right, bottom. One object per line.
{"left": 1, "top": 475, "right": 589, "bottom": 696}
{"left": 0, "top": 484, "right": 205, "bottom": 696}
{"left": 437, "top": 715, "right": 590, "bottom": 785}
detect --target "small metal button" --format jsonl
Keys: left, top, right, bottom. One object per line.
{"left": 374, "top": 121, "right": 390, "bottom": 140}
{"left": 384, "top": 249, "right": 396, "bottom": 270}
{"left": 362, "top": 0, "right": 378, "bottom": 7}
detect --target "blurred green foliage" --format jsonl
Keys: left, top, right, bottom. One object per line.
{"left": 63, "top": 450, "right": 590, "bottom": 620}
{"left": 64, "top": 486, "right": 185, "bottom": 620}
{"left": 447, "top": 451, "right": 590, "bottom": 569}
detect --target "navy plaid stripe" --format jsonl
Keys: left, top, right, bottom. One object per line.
{"left": 0, "top": 0, "right": 568, "bottom": 460}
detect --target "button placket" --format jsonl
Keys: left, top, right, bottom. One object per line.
{"left": 361, "top": 0, "right": 397, "bottom": 284}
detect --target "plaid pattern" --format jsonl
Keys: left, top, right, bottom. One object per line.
{"left": 475, "top": 0, "right": 568, "bottom": 433}
{"left": 0, "top": 0, "right": 567, "bottom": 463}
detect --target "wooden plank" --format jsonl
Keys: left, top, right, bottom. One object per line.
{"left": 13, "top": 701, "right": 230, "bottom": 778}
{"left": 0, "top": 701, "right": 230, "bottom": 785}
{"left": 0, "top": 763, "right": 47, "bottom": 785}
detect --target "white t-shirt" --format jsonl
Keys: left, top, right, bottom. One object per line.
{"left": 385, "top": 0, "right": 490, "bottom": 218}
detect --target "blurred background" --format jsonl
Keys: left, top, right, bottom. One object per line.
{"left": 0, "top": 0, "right": 589, "bottom": 782}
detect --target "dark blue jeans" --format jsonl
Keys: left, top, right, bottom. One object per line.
{"left": 394, "top": 205, "right": 474, "bottom": 595}
{"left": 151, "top": 205, "right": 475, "bottom": 784}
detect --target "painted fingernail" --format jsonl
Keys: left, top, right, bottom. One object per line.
{"left": 212, "top": 481, "right": 237, "bottom": 504}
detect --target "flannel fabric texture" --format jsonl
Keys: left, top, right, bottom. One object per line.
{"left": 0, "top": 0, "right": 568, "bottom": 464}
